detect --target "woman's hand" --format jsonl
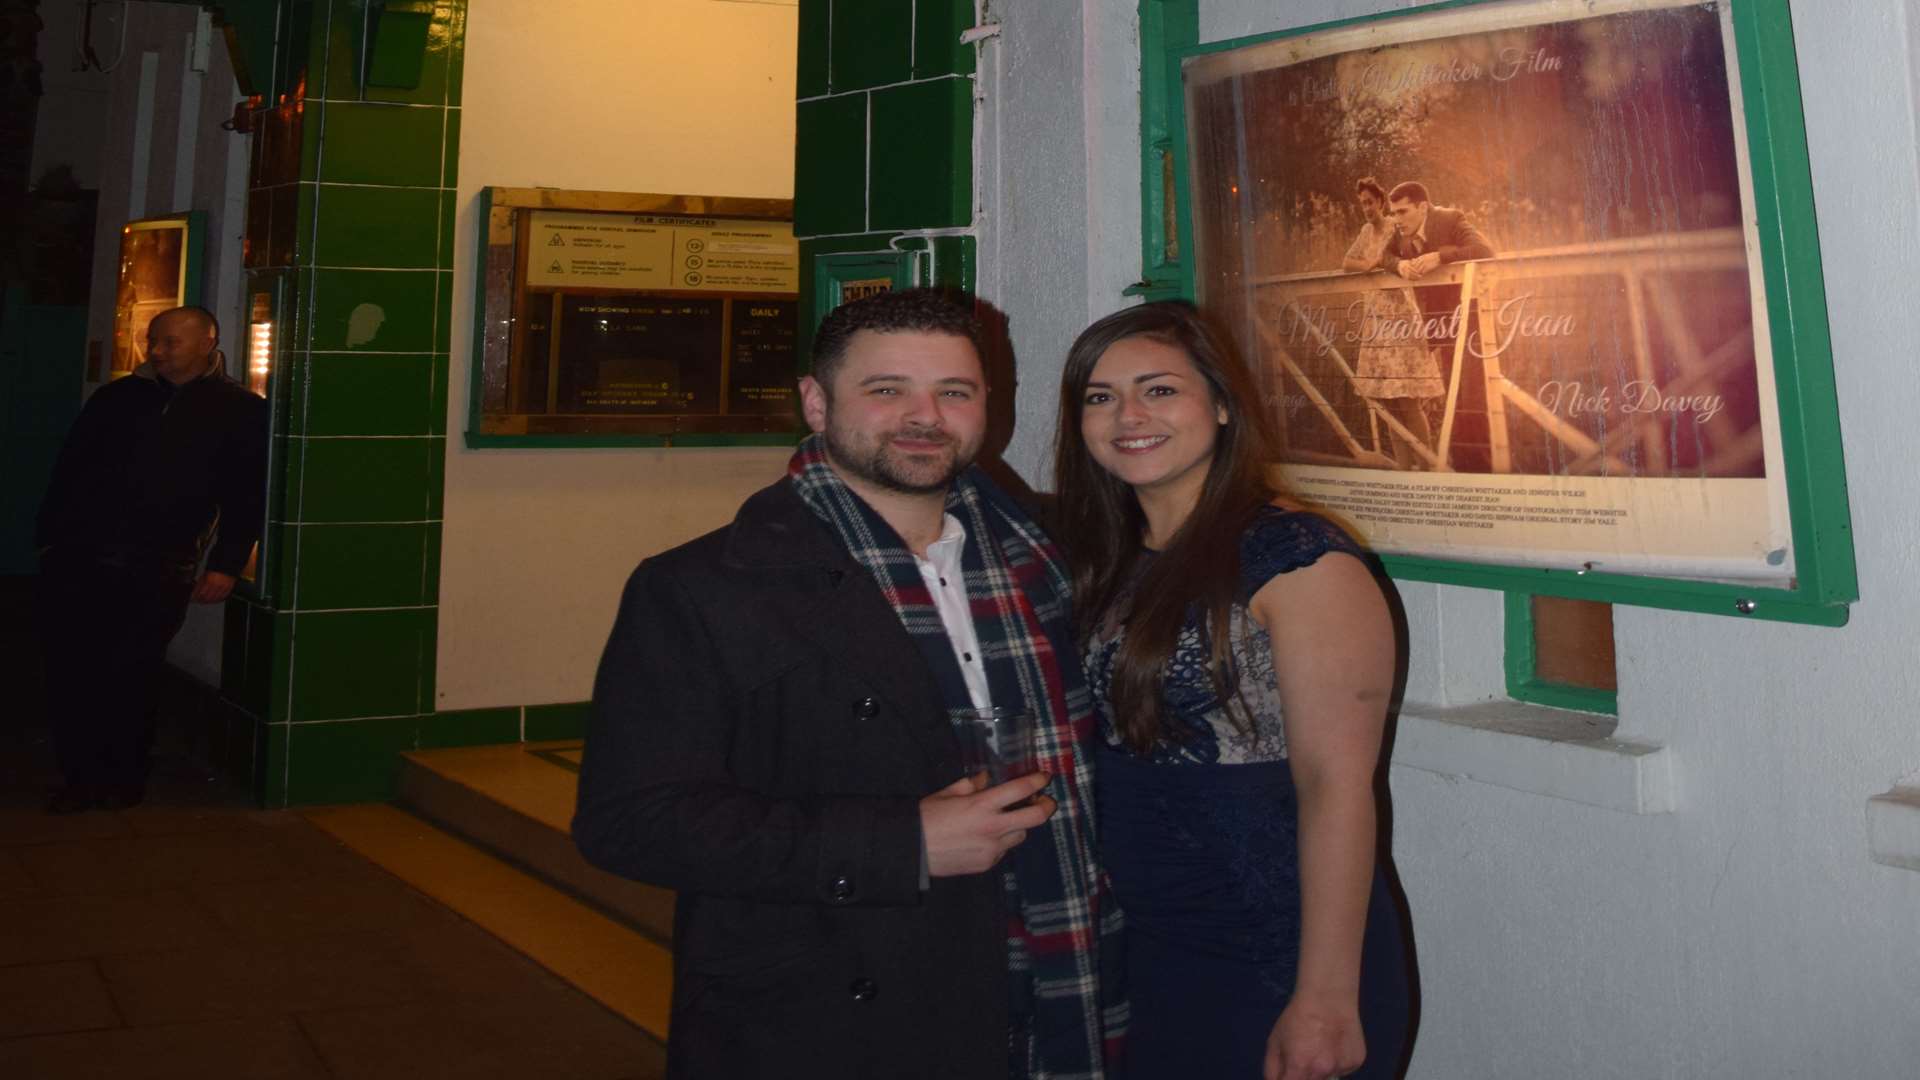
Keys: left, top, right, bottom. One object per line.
{"left": 1263, "top": 995, "right": 1365, "bottom": 1080}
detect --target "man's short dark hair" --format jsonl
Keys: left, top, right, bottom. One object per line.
{"left": 1387, "top": 181, "right": 1430, "bottom": 205}
{"left": 154, "top": 304, "right": 221, "bottom": 343}
{"left": 809, "top": 287, "right": 981, "bottom": 390}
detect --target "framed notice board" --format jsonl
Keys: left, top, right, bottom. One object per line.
{"left": 468, "top": 187, "right": 804, "bottom": 447}
{"left": 1135, "top": 0, "right": 1856, "bottom": 626}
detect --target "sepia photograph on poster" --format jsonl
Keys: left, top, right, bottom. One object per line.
{"left": 1185, "top": 0, "right": 1795, "bottom": 582}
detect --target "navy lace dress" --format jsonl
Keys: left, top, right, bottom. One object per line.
{"left": 1087, "top": 508, "right": 1412, "bottom": 1079}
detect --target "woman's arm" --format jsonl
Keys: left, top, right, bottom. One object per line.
{"left": 1341, "top": 226, "right": 1378, "bottom": 273}
{"left": 1248, "top": 550, "right": 1395, "bottom": 1080}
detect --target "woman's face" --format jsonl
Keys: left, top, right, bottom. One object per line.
{"left": 1358, "top": 190, "right": 1383, "bottom": 220}
{"left": 1079, "top": 336, "right": 1228, "bottom": 503}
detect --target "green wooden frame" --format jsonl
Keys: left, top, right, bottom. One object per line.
{"left": 1137, "top": 0, "right": 1856, "bottom": 626}
{"left": 1503, "top": 592, "right": 1619, "bottom": 715}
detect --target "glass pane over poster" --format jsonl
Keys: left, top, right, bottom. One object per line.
{"left": 1184, "top": 0, "right": 1796, "bottom": 584}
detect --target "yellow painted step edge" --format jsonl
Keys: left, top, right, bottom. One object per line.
{"left": 303, "top": 803, "right": 672, "bottom": 1041}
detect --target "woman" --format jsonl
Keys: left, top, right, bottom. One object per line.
{"left": 1053, "top": 302, "right": 1411, "bottom": 1080}
{"left": 1343, "top": 176, "right": 1443, "bottom": 470}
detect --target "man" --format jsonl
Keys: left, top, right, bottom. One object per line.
{"left": 1375, "top": 181, "right": 1498, "bottom": 470}
{"left": 574, "top": 289, "right": 1121, "bottom": 1079}
{"left": 35, "top": 306, "right": 268, "bottom": 812}
{"left": 1375, "top": 180, "right": 1495, "bottom": 280}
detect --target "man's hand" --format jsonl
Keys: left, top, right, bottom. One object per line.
{"left": 1397, "top": 251, "right": 1443, "bottom": 280}
{"left": 921, "top": 771, "right": 1056, "bottom": 877}
{"left": 191, "top": 571, "right": 237, "bottom": 604}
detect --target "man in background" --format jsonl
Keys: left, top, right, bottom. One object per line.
{"left": 35, "top": 305, "right": 268, "bottom": 812}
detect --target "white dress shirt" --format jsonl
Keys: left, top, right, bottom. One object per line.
{"left": 916, "top": 513, "right": 992, "bottom": 711}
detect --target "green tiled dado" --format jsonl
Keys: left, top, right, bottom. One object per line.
{"left": 830, "top": 0, "right": 911, "bottom": 91}
{"left": 316, "top": 101, "right": 446, "bottom": 187}
{"left": 259, "top": 722, "right": 291, "bottom": 806}
{"left": 287, "top": 608, "right": 435, "bottom": 721}
{"left": 797, "top": 0, "right": 829, "bottom": 97}
{"left": 796, "top": 94, "right": 868, "bottom": 236}
{"left": 310, "top": 268, "right": 440, "bottom": 351}
{"left": 420, "top": 707, "right": 521, "bottom": 749}
{"left": 869, "top": 78, "right": 972, "bottom": 230}
{"left": 285, "top": 716, "right": 420, "bottom": 804}
{"left": 525, "top": 702, "right": 592, "bottom": 742}
{"left": 914, "top": 0, "right": 976, "bottom": 79}
{"left": 441, "top": 109, "right": 461, "bottom": 187}
{"left": 303, "top": 352, "right": 437, "bottom": 436}
{"left": 311, "top": 185, "right": 442, "bottom": 269}
{"left": 290, "top": 522, "right": 435, "bottom": 610}
{"left": 295, "top": 436, "right": 441, "bottom": 523}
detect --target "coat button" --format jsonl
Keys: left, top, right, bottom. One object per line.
{"left": 852, "top": 697, "right": 879, "bottom": 719}
{"left": 848, "top": 977, "right": 878, "bottom": 1001}
{"left": 829, "top": 875, "right": 855, "bottom": 901}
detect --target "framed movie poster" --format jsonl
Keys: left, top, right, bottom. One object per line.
{"left": 110, "top": 213, "right": 205, "bottom": 377}
{"left": 1147, "top": 0, "right": 1855, "bottom": 623}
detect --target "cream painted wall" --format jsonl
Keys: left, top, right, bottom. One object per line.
{"left": 437, "top": 0, "right": 798, "bottom": 711}
{"left": 979, "top": 0, "right": 1920, "bottom": 1075}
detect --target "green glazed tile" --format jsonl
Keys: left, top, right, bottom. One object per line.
{"left": 287, "top": 608, "right": 434, "bottom": 721}
{"left": 428, "top": 353, "right": 450, "bottom": 435}
{"left": 441, "top": 109, "right": 461, "bottom": 188}
{"left": 443, "top": 1, "right": 467, "bottom": 105}
{"left": 285, "top": 716, "right": 419, "bottom": 803}
{"left": 423, "top": 437, "right": 445, "bottom": 520}
{"left": 524, "top": 702, "right": 592, "bottom": 742}
{"left": 295, "top": 436, "right": 439, "bottom": 523}
{"left": 830, "top": 0, "right": 911, "bottom": 91}
{"left": 797, "top": 0, "right": 829, "bottom": 97}
{"left": 796, "top": 94, "right": 868, "bottom": 236}
{"left": 309, "top": 268, "right": 439, "bottom": 351}
{"left": 432, "top": 270, "right": 453, "bottom": 352}
{"left": 420, "top": 521, "right": 442, "bottom": 604}
{"left": 914, "top": 0, "right": 975, "bottom": 79}
{"left": 362, "top": 3, "right": 450, "bottom": 106}
{"left": 312, "top": 184, "right": 440, "bottom": 269}
{"left": 869, "top": 78, "right": 971, "bottom": 230}
{"left": 269, "top": 521, "right": 301, "bottom": 605}
{"left": 305, "top": 352, "right": 436, "bottom": 436}
{"left": 273, "top": 434, "right": 305, "bottom": 529}
{"left": 420, "top": 707, "right": 520, "bottom": 749}
{"left": 259, "top": 722, "right": 291, "bottom": 807}
{"left": 436, "top": 189, "right": 455, "bottom": 270}
{"left": 290, "top": 522, "right": 433, "bottom": 610}
{"left": 317, "top": 102, "right": 445, "bottom": 187}
{"left": 930, "top": 234, "right": 975, "bottom": 289}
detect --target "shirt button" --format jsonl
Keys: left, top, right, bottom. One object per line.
{"left": 852, "top": 697, "right": 879, "bottom": 719}
{"left": 848, "top": 977, "right": 879, "bottom": 1001}
{"left": 829, "top": 875, "right": 856, "bottom": 901}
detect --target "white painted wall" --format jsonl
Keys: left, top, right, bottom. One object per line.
{"left": 436, "top": 0, "right": 798, "bottom": 711}
{"left": 978, "top": 0, "right": 1920, "bottom": 1075}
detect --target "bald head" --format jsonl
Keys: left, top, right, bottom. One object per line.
{"left": 148, "top": 306, "right": 220, "bottom": 386}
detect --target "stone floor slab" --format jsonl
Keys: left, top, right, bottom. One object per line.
{"left": 98, "top": 934, "right": 428, "bottom": 1028}
{"left": 0, "top": 1016, "right": 331, "bottom": 1079}
{"left": 0, "top": 960, "right": 121, "bottom": 1039}
{"left": 0, "top": 890, "right": 225, "bottom": 966}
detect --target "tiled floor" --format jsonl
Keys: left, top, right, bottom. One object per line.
{"left": 0, "top": 577, "right": 666, "bottom": 1079}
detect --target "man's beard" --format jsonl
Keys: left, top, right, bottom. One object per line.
{"left": 822, "top": 421, "right": 977, "bottom": 495}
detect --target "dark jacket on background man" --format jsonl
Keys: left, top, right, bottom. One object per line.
{"left": 36, "top": 362, "right": 268, "bottom": 578}
{"left": 573, "top": 479, "right": 1009, "bottom": 1080}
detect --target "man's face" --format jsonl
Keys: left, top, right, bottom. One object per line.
{"left": 147, "top": 310, "right": 217, "bottom": 386}
{"left": 1389, "top": 198, "right": 1430, "bottom": 236}
{"left": 798, "top": 329, "right": 988, "bottom": 496}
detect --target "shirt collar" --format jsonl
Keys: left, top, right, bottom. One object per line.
{"left": 918, "top": 513, "right": 968, "bottom": 575}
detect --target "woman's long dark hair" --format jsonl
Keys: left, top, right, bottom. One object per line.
{"left": 1052, "top": 302, "right": 1283, "bottom": 754}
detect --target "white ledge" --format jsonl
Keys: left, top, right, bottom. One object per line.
{"left": 1392, "top": 701, "right": 1674, "bottom": 815}
{"left": 1867, "top": 787, "right": 1920, "bottom": 872}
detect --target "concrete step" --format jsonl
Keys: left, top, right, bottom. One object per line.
{"left": 302, "top": 802, "right": 672, "bottom": 1049}
{"left": 395, "top": 741, "right": 676, "bottom": 944}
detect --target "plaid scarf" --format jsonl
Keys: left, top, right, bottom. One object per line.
{"left": 788, "top": 436, "right": 1124, "bottom": 1080}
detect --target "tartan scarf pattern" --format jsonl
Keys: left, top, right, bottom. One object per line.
{"left": 787, "top": 436, "right": 1124, "bottom": 1079}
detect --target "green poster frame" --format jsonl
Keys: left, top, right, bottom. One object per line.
{"left": 1136, "top": 0, "right": 1856, "bottom": 626}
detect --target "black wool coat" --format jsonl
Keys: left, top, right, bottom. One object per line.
{"left": 573, "top": 478, "right": 1009, "bottom": 1080}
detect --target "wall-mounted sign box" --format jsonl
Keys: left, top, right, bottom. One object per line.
{"left": 468, "top": 187, "right": 803, "bottom": 447}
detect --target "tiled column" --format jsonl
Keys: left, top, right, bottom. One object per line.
{"left": 225, "top": 0, "right": 465, "bottom": 805}
{"left": 794, "top": 0, "right": 979, "bottom": 332}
